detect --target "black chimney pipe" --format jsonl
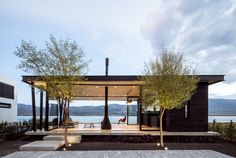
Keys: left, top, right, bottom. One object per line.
{"left": 101, "top": 58, "right": 111, "bottom": 129}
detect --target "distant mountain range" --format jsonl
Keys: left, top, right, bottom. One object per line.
{"left": 17, "top": 99, "right": 236, "bottom": 116}
{"left": 17, "top": 103, "right": 136, "bottom": 116}
{"left": 209, "top": 99, "right": 236, "bottom": 116}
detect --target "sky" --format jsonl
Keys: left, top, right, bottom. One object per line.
{"left": 0, "top": 0, "right": 236, "bottom": 106}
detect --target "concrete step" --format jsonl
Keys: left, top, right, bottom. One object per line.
{"left": 19, "top": 140, "right": 65, "bottom": 151}
{"left": 44, "top": 135, "right": 82, "bottom": 144}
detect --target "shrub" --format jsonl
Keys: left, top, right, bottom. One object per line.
{"left": 209, "top": 120, "right": 236, "bottom": 142}
{"left": 225, "top": 120, "right": 235, "bottom": 141}
{"left": 0, "top": 121, "right": 32, "bottom": 141}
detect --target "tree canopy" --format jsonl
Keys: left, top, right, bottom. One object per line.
{"left": 142, "top": 49, "right": 199, "bottom": 110}
{"left": 142, "top": 49, "right": 199, "bottom": 147}
{"left": 15, "top": 35, "right": 89, "bottom": 147}
{"left": 14, "top": 35, "right": 89, "bottom": 99}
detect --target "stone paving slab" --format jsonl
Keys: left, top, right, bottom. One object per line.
{"left": 2, "top": 150, "right": 233, "bottom": 158}
{"left": 19, "top": 141, "right": 65, "bottom": 151}
{"left": 44, "top": 135, "right": 81, "bottom": 144}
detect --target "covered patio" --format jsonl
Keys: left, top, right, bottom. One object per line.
{"left": 22, "top": 75, "right": 144, "bottom": 131}
{"left": 22, "top": 74, "right": 224, "bottom": 133}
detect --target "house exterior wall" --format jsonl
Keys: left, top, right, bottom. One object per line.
{"left": 164, "top": 82, "right": 208, "bottom": 132}
{"left": 0, "top": 77, "right": 17, "bottom": 122}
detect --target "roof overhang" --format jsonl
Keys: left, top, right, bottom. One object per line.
{"left": 22, "top": 75, "right": 224, "bottom": 101}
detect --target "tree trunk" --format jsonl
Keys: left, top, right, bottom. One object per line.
{"left": 58, "top": 98, "right": 63, "bottom": 127}
{"left": 64, "top": 107, "right": 69, "bottom": 147}
{"left": 159, "top": 107, "right": 165, "bottom": 147}
{"left": 63, "top": 97, "right": 68, "bottom": 147}
{"left": 64, "top": 97, "right": 71, "bottom": 147}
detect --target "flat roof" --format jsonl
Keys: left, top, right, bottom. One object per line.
{"left": 22, "top": 75, "right": 224, "bottom": 101}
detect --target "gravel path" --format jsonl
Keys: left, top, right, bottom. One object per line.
{"left": 2, "top": 150, "right": 233, "bottom": 158}
{"left": 1, "top": 138, "right": 236, "bottom": 157}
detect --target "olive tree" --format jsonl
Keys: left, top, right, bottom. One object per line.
{"left": 14, "top": 35, "right": 89, "bottom": 147}
{"left": 142, "top": 49, "right": 199, "bottom": 147}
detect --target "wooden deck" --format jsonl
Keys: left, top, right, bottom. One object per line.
{"left": 25, "top": 124, "right": 219, "bottom": 136}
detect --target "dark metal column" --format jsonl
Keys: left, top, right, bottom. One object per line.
{"left": 44, "top": 91, "right": 49, "bottom": 131}
{"left": 39, "top": 90, "right": 43, "bottom": 130}
{"left": 127, "top": 103, "right": 129, "bottom": 125}
{"left": 101, "top": 58, "right": 111, "bottom": 129}
{"left": 138, "top": 99, "right": 142, "bottom": 131}
{"left": 138, "top": 86, "right": 142, "bottom": 131}
{"left": 31, "top": 83, "right": 37, "bottom": 132}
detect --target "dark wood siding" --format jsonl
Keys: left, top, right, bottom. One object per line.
{"left": 164, "top": 82, "right": 208, "bottom": 132}
{"left": 0, "top": 82, "right": 14, "bottom": 99}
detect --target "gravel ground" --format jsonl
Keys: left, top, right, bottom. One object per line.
{"left": 2, "top": 150, "right": 233, "bottom": 158}
{"left": 59, "top": 142, "right": 236, "bottom": 157}
{"left": 0, "top": 136, "right": 42, "bottom": 157}
{"left": 1, "top": 137, "right": 236, "bottom": 157}
{"left": 0, "top": 140, "right": 31, "bottom": 157}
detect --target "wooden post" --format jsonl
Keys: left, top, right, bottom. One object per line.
{"left": 31, "top": 83, "right": 37, "bottom": 132}
{"left": 44, "top": 91, "right": 49, "bottom": 131}
{"left": 39, "top": 90, "right": 43, "bottom": 130}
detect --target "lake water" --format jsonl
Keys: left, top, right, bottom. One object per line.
{"left": 208, "top": 116, "right": 236, "bottom": 122}
{"left": 17, "top": 116, "right": 236, "bottom": 123}
{"left": 17, "top": 116, "right": 137, "bottom": 124}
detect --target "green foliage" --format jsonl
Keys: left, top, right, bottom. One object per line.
{"left": 0, "top": 121, "right": 32, "bottom": 141}
{"left": 225, "top": 120, "right": 235, "bottom": 141}
{"left": 14, "top": 35, "right": 89, "bottom": 99}
{"left": 142, "top": 49, "right": 199, "bottom": 110}
{"left": 209, "top": 120, "right": 236, "bottom": 141}
{"left": 15, "top": 35, "right": 88, "bottom": 76}
{"left": 14, "top": 35, "right": 89, "bottom": 146}
{"left": 141, "top": 49, "right": 199, "bottom": 147}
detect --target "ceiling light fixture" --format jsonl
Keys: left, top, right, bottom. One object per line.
{"left": 126, "top": 97, "right": 132, "bottom": 104}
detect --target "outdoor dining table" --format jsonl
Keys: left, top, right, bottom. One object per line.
{"left": 84, "top": 123, "right": 95, "bottom": 128}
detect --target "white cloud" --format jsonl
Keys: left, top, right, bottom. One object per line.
{"left": 90, "top": 31, "right": 104, "bottom": 41}
{"left": 209, "top": 82, "right": 236, "bottom": 99}
{"left": 141, "top": 0, "right": 236, "bottom": 98}
{"left": 0, "top": 0, "right": 159, "bottom": 36}
{"left": 1, "top": 0, "right": 236, "bottom": 101}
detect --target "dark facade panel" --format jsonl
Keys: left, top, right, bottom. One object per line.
{"left": 0, "top": 83, "right": 3, "bottom": 97}
{"left": 0, "top": 82, "right": 14, "bottom": 99}
{"left": 164, "top": 82, "right": 208, "bottom": 132}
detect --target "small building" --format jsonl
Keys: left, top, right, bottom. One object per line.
{"left": 22, "top": 75, "right": 224, "bottom": 132}
{"left": 0, "top": 77, "right": 17, "bottom": 122}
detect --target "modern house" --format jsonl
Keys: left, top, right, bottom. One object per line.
{"left": 22, "top": 74, "right": 224, "bottom": 132}
{"left": 0, "top": 77, "right": 17, "bottom": 122}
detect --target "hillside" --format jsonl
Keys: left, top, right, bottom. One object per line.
{"left": 209, "top": 99, "right": 236, "bottom": 115}
{"left": 18, "top": 99, "right": 236, "bottom": 116}
{"left": 17, "top": 103, "right": 135, "bottom": 116}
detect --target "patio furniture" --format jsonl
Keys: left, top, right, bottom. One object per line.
{"left": 67, "top": 117, "right": 75, "bottom": 128}
{"left": 51, "top": 118, "right": 58, "bottom": 128}
{"left": 118, "top": 116, "right": 126, "bottom": 124}
{"left": 62, "top": 117, "right": 79, "bottom": 128}
{"left": 84, "top": 123, "right": 95, "bottom": 128}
